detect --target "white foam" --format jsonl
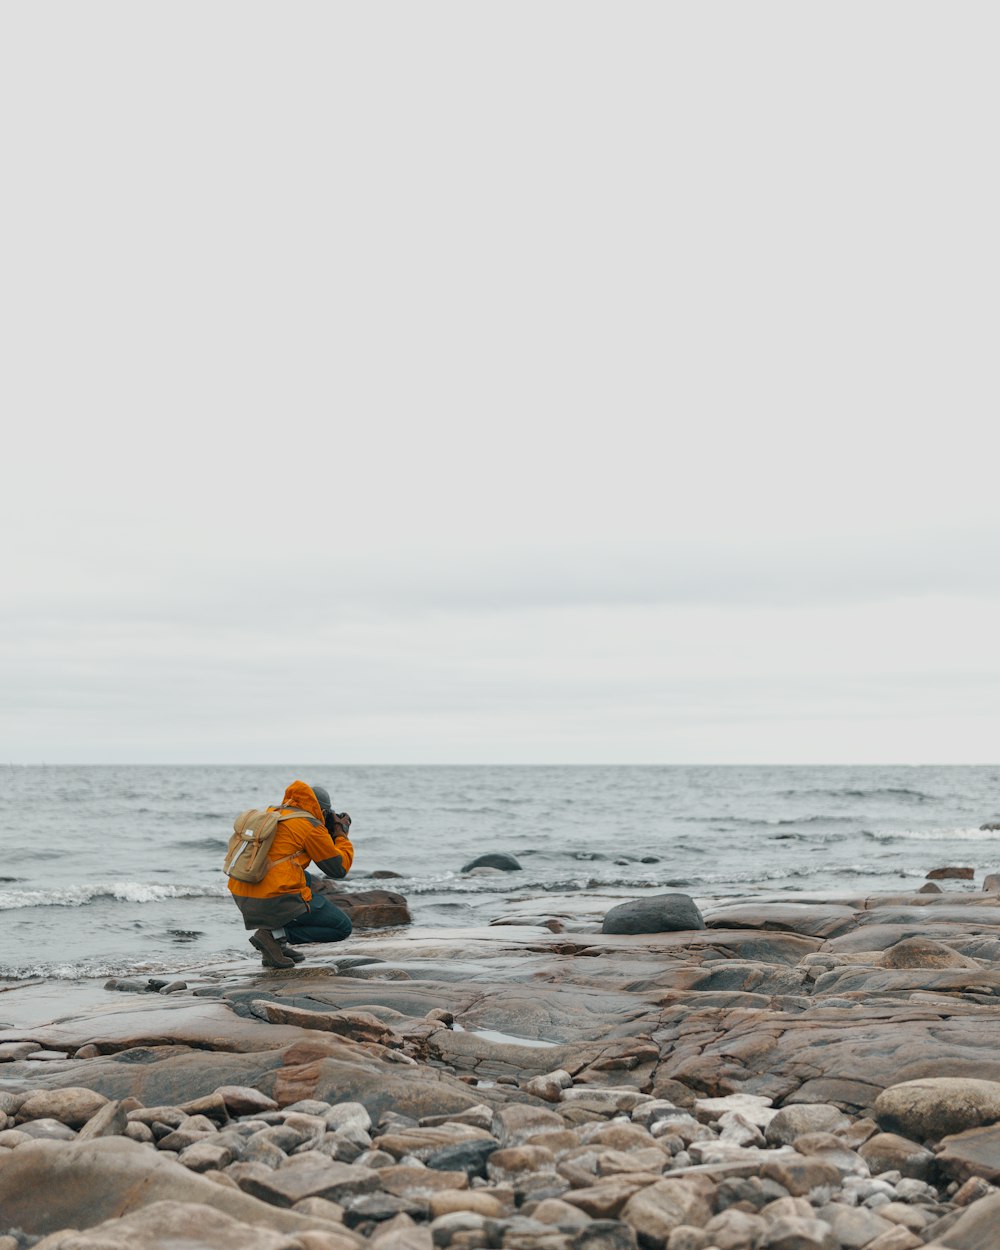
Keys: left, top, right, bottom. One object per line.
{"left": 0, "top": 881, "right": 229, "bottom": 911}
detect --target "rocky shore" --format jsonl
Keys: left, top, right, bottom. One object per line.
{"left": 4, "top": 883, "right": 1000, "bottom": 1249}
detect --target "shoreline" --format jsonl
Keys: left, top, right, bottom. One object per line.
{"left": 3, "top": 886, "right": 1000, "bottom": 1247}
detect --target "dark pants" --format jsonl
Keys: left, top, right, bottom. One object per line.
{"left": 284, "top": 886, "right": 352, "bottom": 945}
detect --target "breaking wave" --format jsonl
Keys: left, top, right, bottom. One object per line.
{"left": 0, "top": 882, "right": 229, "bottom": 911}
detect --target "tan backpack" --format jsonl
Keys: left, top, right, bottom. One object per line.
{"left": 223, "top": 807, "right": 312, "bottom": 884}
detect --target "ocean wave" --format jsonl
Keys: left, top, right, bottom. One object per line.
{"left": 169, "top": 836, "right": 229, "bottom": 851}
{"left": 863, "top": 827, "right": 999, "bottom": 843}
{"left": 779, "top": 787, "right": 932, "bottom": 802}
{"left": 0, "top": 882, "right": 229, "bottom": 911}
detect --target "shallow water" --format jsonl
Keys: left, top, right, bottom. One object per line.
{"left": 1, "top": 764, "right": 998, "bottom": 980}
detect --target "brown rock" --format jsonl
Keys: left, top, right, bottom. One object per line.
{"left": 565, "top": 1177, "right": 660, "bottom": 1219}
{"left": 918, "top": 882, "right": 943, "bottom": 894}
{"left": 953, "top": 1176, "right": 998, "bottom": 1206}
{"left": 251, "top": 1000, "right": 398, "bottom": 1046}
{"left": 874, "top": 1078, "right": 1000, "bottom": 1140}
{"left": 862, "top": 1230, "right": 923, "bottom": 1250}
{"left": 882, "top": 937, "right": 979, "bottom": 969}
{"left": 926, "top": 866, "right": 975, "bottom": 880}
{"left": 764, "top": 1216, "right": 837, "bottom": 1250}
{"left": 379, "top": 1165, "right": 470, "bottom": 1197}
{"left": 16, "top": 1087, "right": 109, "bottom": 1128}
{"left": 759, "top": 1156, "right": 842, "bottom": 1196}
{"left": 78, "top": 1098, "right": 143, "bottom": 1141}
{"left": 702, "top": 1207, "right": 768, "bottom": 1249}
{"left": 374, "top": 1124, "right": 495, "bottom": 1160}
{"left": 428, "top": 1192, "right": 505, "bottom": 1218}
{"left": 764, "top": 1104, "right": 850, "bottom": 1146}
{"left": 937, "top": 1123, "right": 1000, "bottom": 1184}
{"left": 487, "top": 1145, "right": 557, "bottom": 1177}
{"left": 859, "top": 1132, "right": 934, "bottom": 1180}
{"left": 620, "top": 1177, "right": 714, "bottom": 1243}
{"left": 239, "top": 1157, "right": 380, "bottom": 1207}
{"left": 922, "top": 1190, "right": 1000, "bottom": 1248}
{"left": 0, "top": 1138, "right": 352, "bottom": 1237}
{"left": 27, "top": 1200, "right": 309, "bottom": 1249}
{"left": 312, "top": 883, "right": 412, "bottom": 928}
{"left": 215, "top": 1085, "right": 279, "bottom": 1116}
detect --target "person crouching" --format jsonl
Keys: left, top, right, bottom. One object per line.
{"left": 228, "top": 779, "right": 354, "bottom": 968}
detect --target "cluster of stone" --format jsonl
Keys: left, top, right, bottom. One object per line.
{"left": 3, "top": 1072, "right": 999, "bottom": 1249}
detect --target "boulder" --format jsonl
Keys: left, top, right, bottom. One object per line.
{"left": 460, "top": 853, "right": 523, "bottom": 873}
{"left": 764, "top": 1104, "right": 850, "bottom": 1146}
{"left": 601, "top": 894, "right": 705, "bottom": 936}
{"left": 874, "top": 1079, "right": 1000, "bottom": 1141}
{"left": 27, "top": 1200, "right": 332, "bottom": 1250}
{"left": 312, "top": 884, "right": 412, "bottom": 928}
{"left": 881, "top": 937, "right": 981, "bottom": 970}
{"left": 926, "top": 866, "right": 975, "bottom": 880}
{"left": 0, "top": 1137, "right": 350, "bottom": 1237}
{"left": 937, "top": 1123, "right": 1000, "bottom": 1184}
{"left": 858, "top": 1132, "right": 934, "bottom": 1180}
{"left": 983, "top": 875, "right": 1000, "bottom": 893}
{"left": 16, "top": 1087, "right": 109, "bottom": 1128}
{"left": 929, "top": 1190, "right": 1000, "bottom": 1248}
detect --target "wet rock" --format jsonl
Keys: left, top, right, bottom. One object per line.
{"left": 918, "top": 881, "right": 943, "bottom": 894}
{"left": 601, "top": 894, "right": 705, "bottom": 936}
{"left": 461, "top": 854, "right": 523, "bottom": 873}
{"left": 312, "top": 883, "right": 413, "bottom": 927}
{"left": 983, "top": 874, "right": 1000, "bottom": 893}
{"left": 874, "top": 1078, "right": 1000, "bottom": 1139}
{"left": 858, "top": 1132, "right": 934, "bottom": 1180}
{"left": 16, "top": 1087, "right": 109, "bottom": 1128}
{"left": 926, "top": 866, "right": 975, "bottom": 880}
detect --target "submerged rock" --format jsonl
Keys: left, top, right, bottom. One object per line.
{"left": 460, "top": 853, "right": 523, "bottom": 873}
{"left": 601, "top": 894, "right": 705, "bottom": 935}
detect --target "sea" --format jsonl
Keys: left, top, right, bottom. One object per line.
{"left": 1, "top": 764, "right": 998, "bottom": 982}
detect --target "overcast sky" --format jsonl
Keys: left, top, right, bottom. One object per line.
{"left": 2, "top": 3, "right": 998, "bottom": 765}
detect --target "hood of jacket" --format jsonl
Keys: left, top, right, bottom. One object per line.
{"left": 280, "top": 779, "right": 324, "bottom": 822}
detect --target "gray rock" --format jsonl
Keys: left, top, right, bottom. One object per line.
{"left": 460, "top": 853, "right": 523, "bottom": 873}
{"left": 601, "top": 894, "right": 705, "bottom": 935}
{"left": 924, "top": 1190, "right": 1000, "bottom": 1248}
{"left": 764, "top": 1104, "right": 850, "bottom": 1146}
{"left": 425, "top": 1139, "right": 499, "bottom": 1177}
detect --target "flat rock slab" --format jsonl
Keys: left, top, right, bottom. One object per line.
{"left": 937, "top": 1124, "right": 1000, "bottom": 1184}
{"left": 240, "top": 1157, "right": 380, "bottom": 1206}
{"left": 703, "top": 903, "right": 859, "bottom": 939}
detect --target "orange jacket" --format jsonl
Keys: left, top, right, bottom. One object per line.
{"left": 227, "top": 779, "right": 354, "bottom": 905}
